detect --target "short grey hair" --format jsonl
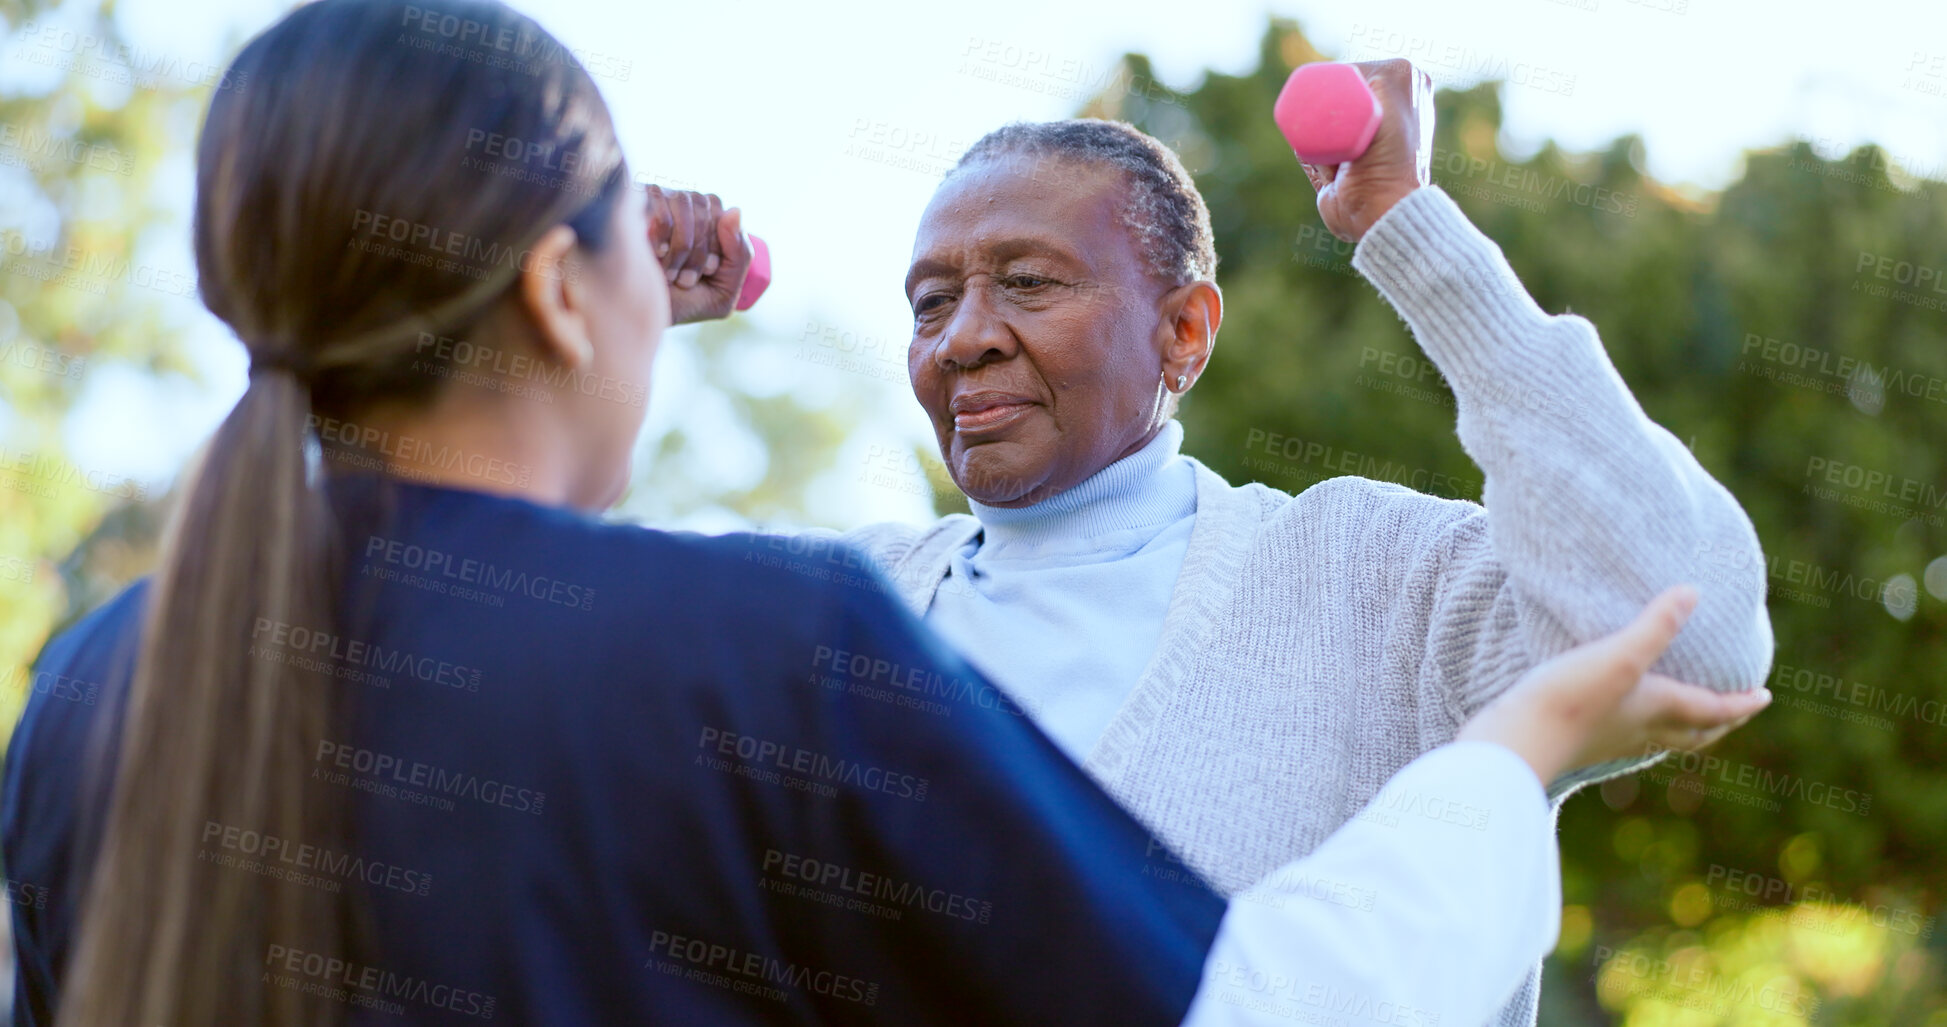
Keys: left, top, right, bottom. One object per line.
{"left": 948, "top": 119, "right": 1217, "bottom": 287}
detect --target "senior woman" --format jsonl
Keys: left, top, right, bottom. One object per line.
{"left": 661, "top": 61, "right": 1772, "bottom": 1027}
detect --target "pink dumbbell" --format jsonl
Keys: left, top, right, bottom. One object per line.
{"left": 1273, "top": 62, "right": 1381, "bottom": 165}
{"left": 735, "top": 233, "right": 771, "bottom": 311}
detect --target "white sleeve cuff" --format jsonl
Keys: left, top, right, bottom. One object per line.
{"left": 1180, "top": 741, "right": 1559, "bottom": 1027}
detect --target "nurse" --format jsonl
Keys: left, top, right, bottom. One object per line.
{"left": 1, "top": 2, "right": 1769, "bottom": 1025}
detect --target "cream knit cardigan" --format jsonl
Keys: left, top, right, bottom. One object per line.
{"left": 842, "top": 186, "right": 1775, "bottom": 1025}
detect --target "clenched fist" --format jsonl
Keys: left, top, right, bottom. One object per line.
{"left": 645, "top": 185, "right": 754, "bottom": 325}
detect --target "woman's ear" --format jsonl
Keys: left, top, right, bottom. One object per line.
{"left": 1158, "top": 280, "right": 1222, "bottom": 389}
{"left": 518, "top": 224, "right": 595, "bottom": 369}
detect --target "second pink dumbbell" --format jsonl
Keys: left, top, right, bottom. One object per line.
{"left": 734, "top": 233, "right": 771, "bottom": 311}
{"left": 1273, "top": 62, "right": 1381, "bottom": 165}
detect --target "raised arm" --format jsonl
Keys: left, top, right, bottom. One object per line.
{"left": 1302, "top": 62, "right": 1771, "bottom": 743}
{"left": 1351, "top": 185, "right": 1771, "bottom": 695}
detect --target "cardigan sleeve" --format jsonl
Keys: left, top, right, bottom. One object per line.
{"left": 1318, "top": 186, "right": 1774, "bottom": 798}
{"left": 1345, "top": 186, "right": 1773, "bottom": 692}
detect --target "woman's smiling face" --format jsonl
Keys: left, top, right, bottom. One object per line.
{"left": 905, "top": 157, "right": 1177, "bottom": 508}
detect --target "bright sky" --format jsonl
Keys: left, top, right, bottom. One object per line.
{"left": 39, "top": 0, "right": 1947, "bottom": 530}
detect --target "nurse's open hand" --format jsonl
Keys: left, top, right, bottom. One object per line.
{"left": 1300, "top": 59, "right": 1435, "bottom": 244}
{"left": 645, "top": 185, "right": 754, "bottom": 325}
{"left": 1457, "top": 586, "right": 1774, "bottom": 786}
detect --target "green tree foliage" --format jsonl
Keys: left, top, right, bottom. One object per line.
{"left": 1088, "top": 19, "right": 1946, "bottom": 1025}
{"left": 0, "top": 0, "right": 203, "bottom": 734}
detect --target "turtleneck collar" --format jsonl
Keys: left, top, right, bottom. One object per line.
{"left": 968, "top": 420, "right": 1195, "bottom": 552}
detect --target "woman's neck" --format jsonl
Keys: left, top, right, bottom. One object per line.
{"left": 969, "top": 420, "right": 1193, "bottom": 548}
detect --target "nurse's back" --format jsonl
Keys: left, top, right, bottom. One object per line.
{"left": 6, "top": 474, "right": 1223, "bottom": 1024}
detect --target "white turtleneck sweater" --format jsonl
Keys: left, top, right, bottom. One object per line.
{"left": 923, "top": 420, "right": 1198, "bottom": 762}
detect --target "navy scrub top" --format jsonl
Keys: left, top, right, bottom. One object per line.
{"left": 3, "top": 474, "right": 1224, "bottom": 1025}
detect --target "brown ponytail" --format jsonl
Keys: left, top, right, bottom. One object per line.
{"left": 63, "top": 369, "right": 340, "bottom": 1025}
{"left": 59, "top": 1, "right": 625, "bottom": 1022}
